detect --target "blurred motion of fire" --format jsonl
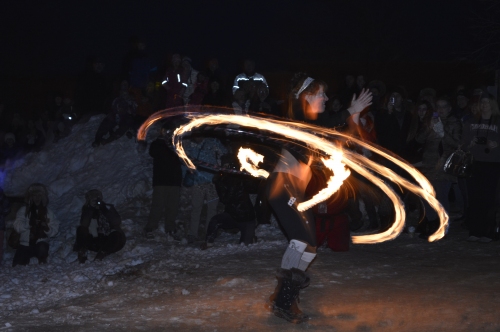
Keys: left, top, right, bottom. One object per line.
{"left": 138, "top": 111, "right": 448, "bottom": 243}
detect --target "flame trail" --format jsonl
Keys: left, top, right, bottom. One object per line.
{"left": 138, "top": 111, "right": 448, "bottom": 243}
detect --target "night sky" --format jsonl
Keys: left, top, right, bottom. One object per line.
{"left": 1, "top": 0, "right": 482, "bottom": 77}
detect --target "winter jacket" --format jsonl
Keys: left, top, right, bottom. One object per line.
{"left": 416, "top": 115, "right": 462, "bottom": 181}
{"left": 375, "top": 108, "right": 413, "bottom": 157}
{"left": 462, "top": 115, "right": 500, "bottom": 163}
{"left": 150, "top": 137, "right": 183, "bottom": 186}
{"left": 183, "top": 137, "right": 227, "bottom": 185}
{"left": 80, "top": 204, "right": 122, "bottom": 237}
{"left": 14, "top": 206, "right": 59, "bottom": 246}
{"left": 213, "top": 173, "right": 258, "bottom": 223}
{"left": 232, "top": 73, "right": 268, "bottom": 94}
{"left": 163, "top": 67, "right": 184, "bottom": 108}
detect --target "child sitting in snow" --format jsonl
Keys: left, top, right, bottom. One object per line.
{"left": 12, "top": 183, "right": 59, "bottom": 266}
{"left": 73, "top": 189, "right": 126, "bottom": 263}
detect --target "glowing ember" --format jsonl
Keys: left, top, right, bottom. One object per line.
{"left": 138, "top": 111, "right": 448, "bottom": 243}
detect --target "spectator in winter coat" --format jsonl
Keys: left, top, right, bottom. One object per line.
{"left": 53, "top": 97, "right": 78, "bottom": 142}
{"left": 143, "top": 121, "right": 183, "bottom": 239}
{"left": 200, "top": 155, "right": 259, "bottom": 249}
{"left": 0, "top": 133, "right": 22, "bottom": 166}
{"left": 12, "top": 183, "right": 59, "bottom": 267}
{"left": 0, "top": 187, "right": 11, "bottom": 265}
{"left": 462, "top": 95, "right": 500, "bottom": 242}
{"left": 415, "top": 96, "right": 461, "bottom": 239}
{"left": 24, "top": 119, "right": 45, "bottom": 152}
{"left": 162, "top": 53, "right": 184, "bottom": 109}
{"left": 232, "top": 59, "right": 268, "bottom": 95}
{"left": 202, "top": 81, "right": 226, "bottom": 107}
{"left": 92, "top": 80, "right": 137, "bottom": 147}
{"left": 73, "top": 189, "right": 126, "bottom": 263}
{"left": 374, "top": 87, "right": 413, "bottom": 159}
{"left": 180, "top": 56, "right": 198, "bottom": 105}
{"left": 183, "top": 136, "right": 227, "bottom": 242}
{"left": 189, "top": 72, "right": 209, "bottom": 106}
{"left": 248, "top": 82, "right": 281, "bottom": 117}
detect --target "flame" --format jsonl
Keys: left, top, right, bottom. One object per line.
{"left": 138, "top": 111, "right": 448, "bottom": 243}
{"left": 237, "top": 148, "right": 269, "bottom": 178}
{"left": 297, "top": 153, "right": 351, "bottom": 212}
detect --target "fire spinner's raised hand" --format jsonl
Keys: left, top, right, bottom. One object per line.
{"left": 347, "top": 88, "right": 373, "bottom": 115}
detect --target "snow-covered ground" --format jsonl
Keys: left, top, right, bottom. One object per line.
{"left": 1, "top": 115, "right": 500, "bottom": 331}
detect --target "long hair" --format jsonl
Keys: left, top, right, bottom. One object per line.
{"left": 407, "top": 100, "right": 434, "bottom": 142}
{"left": 476, "top": 97, "right": 500, "bottom": 124}
{"left": 286, "top": 73, "right": 327, "bottom": 120}
{"left": 24, "top": 183, "right": 49, "bottom": 222}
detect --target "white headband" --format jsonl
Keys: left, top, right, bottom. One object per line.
{"left": 295, "top": 77, "right": 314, "bottom": 99}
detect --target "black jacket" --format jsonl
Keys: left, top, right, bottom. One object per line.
{"left": 80, "top": 204, "right": 122, "bottom": 236}
{"left": 150, "top": 137, "right": 183, "bottom": 186}
{"left": 375, "top": 109, "right": 413, "bottom": 157}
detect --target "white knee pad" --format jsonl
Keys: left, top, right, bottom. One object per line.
{"left": 281, "top": 239, "right": 307, "bottom": 269}
{"left": 297, "top": 251, "right": 316, "bottom": 271}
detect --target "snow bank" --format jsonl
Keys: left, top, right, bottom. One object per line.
{"left": 3, "top": 115, "right": 154, "bottom": 244}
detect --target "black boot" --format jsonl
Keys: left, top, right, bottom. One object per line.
{"left": 270, "top": 268, "right": 309, "bottom": 324}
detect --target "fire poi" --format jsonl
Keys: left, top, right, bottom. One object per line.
{"left": 138, "top": 110, "right": 449, "bottom": 244}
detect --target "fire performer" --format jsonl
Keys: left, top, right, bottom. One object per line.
{"left": 267, "top": 73, "right": 372, "bottom": 323}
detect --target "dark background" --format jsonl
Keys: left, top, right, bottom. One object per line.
{"left": 0, "top": 0, "right": 496, "bottom": 113}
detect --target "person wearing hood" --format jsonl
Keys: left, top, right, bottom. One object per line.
{"left": 12, "top": 183, "right": 59, "bottom": 266}
{"left": 73, "top": 189, "right": 125, "bottom": 263}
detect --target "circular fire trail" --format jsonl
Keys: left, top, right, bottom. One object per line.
{"left": 138, "top": 109, "right": 448, "bottom": 244}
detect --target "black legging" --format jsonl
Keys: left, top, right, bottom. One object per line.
{"left": 266, "top": 172, "right": 316, "bottom": 247}
{"left": 13, "top": 241, "right": 49, "bottom": 267}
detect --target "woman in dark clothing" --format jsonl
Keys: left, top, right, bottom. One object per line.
{"left": 406, "top": 100, "right": 434, "bottom": 165}
{"left": 374, "top": 88, "right": 413, "bottom": 159}
{"left": 462, "top": 95, "right": 500, "bottom": 242}
{"left": 267, "top": 73, "right": 372, "bottom": 324}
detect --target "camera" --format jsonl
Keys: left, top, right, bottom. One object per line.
{"left": 389, "top": 96, "right": 395, "bottom": 105}
{"left": 476, "top": 136, "right": 487, "bottom": 145}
